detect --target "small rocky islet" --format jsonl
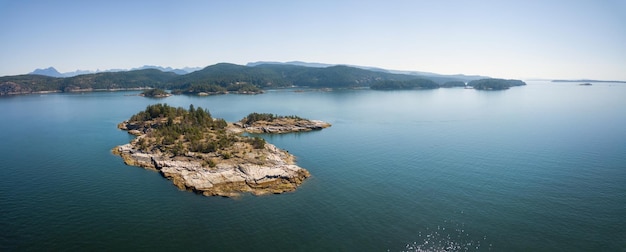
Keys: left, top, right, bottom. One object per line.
{"left": 112, "top": 103, "right": 330, "bottom": 197}
{"left": 139, "top": 88, "right": 171, "bottom": 98}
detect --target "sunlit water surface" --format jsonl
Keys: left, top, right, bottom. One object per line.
{"left": 1, "top": 81, "right": 625, "bottom": 251}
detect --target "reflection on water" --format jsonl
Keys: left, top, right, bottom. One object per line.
{"left": 1, "top": 82, "right": 625, "bottom": 251}
{"left": 401, "top": 220, "right": 491, "bottom": 252}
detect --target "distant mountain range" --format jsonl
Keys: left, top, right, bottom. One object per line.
{"left": 551, "top": 79, "right": 626, "bottom": 83}
{"left": 28, "top": 61, "right": 488, "bottom": 81}
{"left": 29, "top": 66, "right": 203, "bottom": 77}
{"left": 29, "top": 67, "right": 66, "bottom": 78}
{"left": 2, "top": 62, "right": 515, "bottom": 96}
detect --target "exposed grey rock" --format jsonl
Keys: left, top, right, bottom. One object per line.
{"left": 236, "top": 119, "right": 331, "bottom": 134}
{"left": 113, "top": 142, "right": 310, "bottom": 197}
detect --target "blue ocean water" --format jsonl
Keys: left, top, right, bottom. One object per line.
{"left": 1, "top": 82, "right": 625, "bottom": 251}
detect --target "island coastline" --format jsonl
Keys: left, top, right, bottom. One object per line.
{"left": 112, "top": 104, "right": 330, "bottom": 197}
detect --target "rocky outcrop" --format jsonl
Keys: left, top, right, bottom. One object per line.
{"left": 0, "top": 82, "right": 32, "bottom": 95}
{"left": 112, "top": 105, "right": 330, "bottom": 198}
{"left": 112, "top": 138, "right": 310, "bottom": 197}
{"left": 234, "top": 119, "right": 331, "bottom": 134}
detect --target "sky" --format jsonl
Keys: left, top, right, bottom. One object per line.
{"left": 1, "top": 0, "right": 625, "bottom": 80}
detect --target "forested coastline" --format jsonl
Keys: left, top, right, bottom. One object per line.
{"left": 0, "top": 63, "right": 526, "bottom": 96}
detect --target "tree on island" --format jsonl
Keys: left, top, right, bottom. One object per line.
{"left": 241, "top": 112, "right": 304, "bottom": 125}
{"left": 114, "top": 102, "right": 320, "bottom": 197}
{"left": 171, "top": 82, "right": 262, "bottom": 95}
{"left": 440, "top": 81, "right": 466, "bottom": 88}
{"left": 468, "top": 79, "right": 526, "bottom": 90}
{"left": 126, "top": 103, "right": 232, "bottom": 155}
{"left": 370, "top": 79, "right": 439, "bottom": 90}
{"left": 140, "top": 88, "right": 170, "bottom": 97}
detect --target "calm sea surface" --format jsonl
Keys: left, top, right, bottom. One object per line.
{"left": 1, "top": 81, "right": 625, "bottom": 251}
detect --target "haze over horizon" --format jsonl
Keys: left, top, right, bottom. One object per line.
{"left": 1, "top": 0, "right": 625, "bottom": 80}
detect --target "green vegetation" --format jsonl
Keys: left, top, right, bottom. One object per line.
{"left": 241, "top": 112, "right": 304, "bottom": 125}
{"left": 171, "top": 63, "right": 291, "bottom": 89}
{"left": 468, "top": 79, "right": 526, "bottom": 90}
{"left": 1, "top": 63, "right": 527, "bottom": 96}
{"left": 250, "top": 137, "right": 266, "bottom": 149}
{"left": 171, "top": 83, "right": 227, "bottom": 95}
{"left": 171, "top": 82, "right": 262, "bottom": 95}
{"left": 63, "top": 69, "right": 178, "bottom": 91}
{"left": 0, "top": 75, "right": 60, "bottom": 95}
{"left": 226, "top": 83, "right": 262, "bottom": 93}
{"left": 140, "top": 88, "right": 170, "bottom": 97}
{"left": 127, "top": 104, "right": 232, "bottom": 155}
{"left": 0, "top": 69, "right": 177, "bottom": 95}
{"left": 370, "top": 79, "right": 439, "bottom": 90}
{"left": 440, "top": 81, "right": 466, "bottom": 88}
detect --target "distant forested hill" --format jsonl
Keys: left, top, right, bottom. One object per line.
{"left": 62, "top": 69, "right": 178, "bottom": 91}
{"left": 0, "top": 62, "right": 524, "bottom": 96}
{"left": 0, "top": 69, "right": 177, "bottom": 95}
{"left": 250, "top": 64, "right": 417, "bottom": 88}
{"left": 468, "top": 79, "right": 526, "bottom": 90}
{"left": 370, "top": 79, "right": 440, "bottom": 90}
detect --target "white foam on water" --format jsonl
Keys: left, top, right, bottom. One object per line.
{"left": 398, "top": 221, "right": 492, "bottom": 252}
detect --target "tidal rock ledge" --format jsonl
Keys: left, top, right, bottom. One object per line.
{"left": 233, "top": 114, "right": 332, "bottom": 134}
{"left": 111, "top": 104, "right": 324, "bottom": 197}
{"left": 113, "top": 141, "right": 310, "bottom": 197}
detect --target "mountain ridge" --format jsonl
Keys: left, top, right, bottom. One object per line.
{"left": 27, "top": 62, "right": 487, "bottom": 81}
{"left": 30, "top": 67, "right": 64, "bottom": 78}
{"left": 3, "top": 62, "right": 523, "bottom": 96}
{"left": 246, "top": 61, "right": 490, "bottom": 81}
{"left": 29, "top": 65, "right": 202, "bottom": 77}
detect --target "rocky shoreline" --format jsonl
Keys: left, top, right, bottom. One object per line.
{"left": 112, "top": 104, "right": 328, "bottom": 197}
{"left": 112, "top": 140, "right": 310, "bottom": 197}
{"left": 233, "top": 118, "right": 332, "bottom": 134}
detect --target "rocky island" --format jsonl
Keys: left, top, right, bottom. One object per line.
{"left": 112, "top": 104, "right": 330, "bottom": 197}
{"left": 139, "top": 88, "right": 171, "bottom": 98}
{"left": 468, "top": 78, "right": 526, "bottom": 90}
{"left": 232, "top": 112, "right": 331, "bottom": 134}
{"left": 170, "top": 83, "right": 264, "bottom": 96}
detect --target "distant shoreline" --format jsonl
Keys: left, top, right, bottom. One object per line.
{"left": 0, "top": 87, "right": 154, "bottom": 96}
{"left": 552, "top": 79, "right": 626, "bottom": 83}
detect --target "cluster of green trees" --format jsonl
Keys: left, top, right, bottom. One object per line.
{"left": 225, "top": 83, "right": 262, "bottom": 93}
{"left": 370, "top": 79, "right": 439, "bottom": 90}
{"left": 265, "top": 65, "right": 394, "bottom": 88}
{"left": 171, "top": 63, "right": 291, "bottom": 89}
{"left": 170, "top": 82, "right": 262, "bottom": 95}
{"left": 2, "top": 62, "right": 527, "bottom": 96}
{"left": 440, "top": 81, "right": 466, "bottom": 88}
{"left": 249, "top": 137, "right": 266, "bottom": 149}
{"left": 241, "top": 112, "right": 304, "bottom": 125}
{"left": 129, "top": 104, "right": 267, "bottom": 156}
{"left": 1, "top": 63, "right": 453, "bottom": 95}
{"left": 0, "top": 69, "right": 177, "bottom": 95}
{"left": 131, "top": 103, "right": 185, "bottom": 121}
{"left": 140, "top": 88, "right": 169, "bottom": 97}
{"left": 468, "top": 79, "right": 526, "bottom": 90}
{"left": 171, "top": 83, "right": 228, "bottom": 94}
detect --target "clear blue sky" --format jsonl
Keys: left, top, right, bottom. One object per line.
{"left": 1, "top": 0, "right": 625, "bottom": 80}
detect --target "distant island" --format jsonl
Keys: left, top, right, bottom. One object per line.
{"left": 369, "top": 79, "right": 439, "bottom": 90}
{"left": 440, "top": 81, "right": 467, "bottom": 88}
{"left": 112, "top": 104, "right": 331, "bottom": 197}
{"left": 171, "top": 82, "right": 263, "bottom": 95}
{"left": 233, "top": 112, "right": 331, "bottom": 134}
{"left": 552, "top": 79, "right": 626, "bottom": 83}
{"left": 467, "top": 79, "right": 526, "bottom": 90}
{"left": 139, "top": 88, "right": 170, "bottom": 98}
